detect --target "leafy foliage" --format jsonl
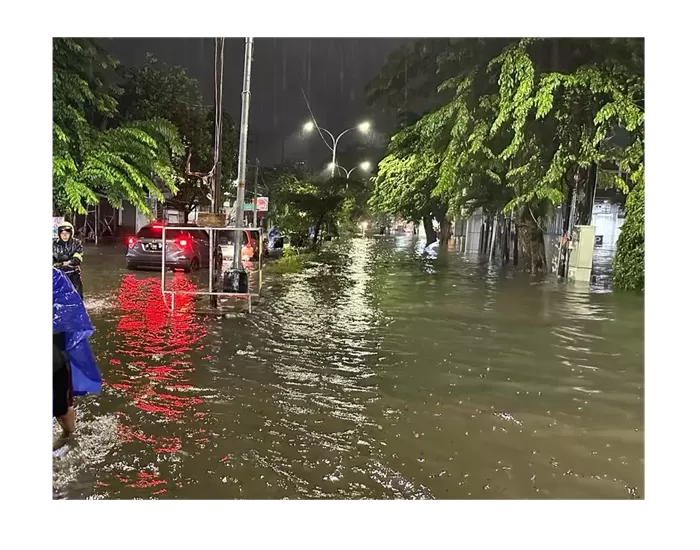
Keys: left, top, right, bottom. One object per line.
{"left": 53, "top": 39, "right": 183, "bottom": 215}
{"left": 117, "top": 54, "right": 238, "bottom": 213}
{"left": 265, "top": 248, "right": 314, "bottom": 274}
{"left": 613, "top": 170, "right": 644, "bottom": 291}
{"left": 368, "top": 38, "right": 644, "bottom": 275}
{"left": 489, "top": 38, "right": 644, "bottom": 210}
{"left": 370, "top": 120, "right": 446, "bottom": 224}
{"left": 266, "top": 165, "right": 369, "bottom": 245}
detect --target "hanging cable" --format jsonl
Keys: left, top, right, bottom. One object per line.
{"left": 301, "top": 87, "right": 333, "bottom": 152}
{"left": 212, "top": 37, "right": 225, "bottom": 172}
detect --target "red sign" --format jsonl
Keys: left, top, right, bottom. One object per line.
{"left": 256, "top": 197, "right": 269, "bottom": 212}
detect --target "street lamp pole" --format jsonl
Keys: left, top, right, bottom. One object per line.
{"left": 330, "top": 162, "right": 372, "bottom": 179}
{"left": 303, "top": 121, "right": 371, "bottom": 177}
{"left": 233, "top": 37, "right": 254, "bottom": 268}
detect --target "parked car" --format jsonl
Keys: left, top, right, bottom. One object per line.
{"left": 125, "top": 222, "right": 222, "bottom": 272}
{"left": 218, "top": 229, "right": 260, "bottom": 262}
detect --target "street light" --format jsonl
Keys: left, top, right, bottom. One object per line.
{"left": 302, "top": 120, "right": 372, "bottom": 176}
{"left": 331, "top": 161, "right": 372, "bottom": 179}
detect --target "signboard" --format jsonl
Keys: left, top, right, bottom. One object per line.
{"left": 256, "top": 197, "right": 269, "bottom": 212}
{"left": 242, "top": 198, "right": 269, "bottom": 212}
{"left": 53, "top": 217, "right": 65, "bottom": 238}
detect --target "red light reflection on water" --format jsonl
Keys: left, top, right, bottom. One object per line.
{"left": 117, "top": 413, "right": 182, "bottom": 453}
{"left": 101, "top": 275, "right": 216, "bottom": 496}
{"left": 116, "top": 275, "right": 207, "bottom": 357}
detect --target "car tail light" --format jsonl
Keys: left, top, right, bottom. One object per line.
{"left": 152, "top": 224, "right": 164, "bottom": 230}
{"left": 176, "top": 236, "right": 190, "bottom": 249}
{"left": 127, "top": 236, "right": 136, "bottom": 246}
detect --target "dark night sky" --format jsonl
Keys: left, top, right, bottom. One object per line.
{"left": 106, "top": 38, "right": 414, "bottom": 167}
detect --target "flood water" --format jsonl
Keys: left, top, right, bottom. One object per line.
{"left": 53, "top": 236, "right": 644, "bottom": 499}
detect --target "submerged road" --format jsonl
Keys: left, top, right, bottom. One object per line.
{"left": 53, "top": 236, "right": 644, "bottom": 499}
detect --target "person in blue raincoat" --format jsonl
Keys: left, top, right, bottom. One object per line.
{"left": 53, "top": 267, "right": 101, "bottom": 437}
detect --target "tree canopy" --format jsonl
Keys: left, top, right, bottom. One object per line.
{"left": 117, "top": 54, "right": 239, "bottom": 214}
{"left": 263, "top": 164, "right": 370, "bottom": 245}
{"left": 53, "top": 39, "right": 183, "bottom": 215}
{"left": 367, "top": 38, "right": 644, "bottom": 274}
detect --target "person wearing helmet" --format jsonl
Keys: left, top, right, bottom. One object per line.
{"left": 53, "top": 221, "right": 84, "bottom": 299}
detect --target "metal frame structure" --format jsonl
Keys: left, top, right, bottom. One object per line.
{"left": 78, "top": 194, "right": 118, "bottom": 245}
{"left": 160, "top": 226, "right": 263, "bottom": 313}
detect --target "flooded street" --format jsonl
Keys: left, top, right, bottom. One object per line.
{"left": 53, "top": 236, "right": 644, "bottom": 499}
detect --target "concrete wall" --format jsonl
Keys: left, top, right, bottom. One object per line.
{"left": 544, "top": 206, "right": 565, "bottom": 273}
{"left": 135, "top": 209, "right": 150, "bottom": 234}
{"left": 451, "top": 200, "right": 625, "bottom": 276}
{"left": 454, "top": 206, "right": 565, "bottom": 272}
{"left": 591, "top": 202, "right": 624, "bottom": 250}
{"left": 454, "top": 208, "right": 485, "bottom": 254}
{"left": 121, "top": 203, "right": 137, "bottom": 234}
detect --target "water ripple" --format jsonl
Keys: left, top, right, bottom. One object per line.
{"left": 55, "top": 237, "right": 644, "bottom": 499}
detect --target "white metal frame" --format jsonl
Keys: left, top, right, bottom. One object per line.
{"left": 160, "top": 225, "right": 263, "bottom": 313}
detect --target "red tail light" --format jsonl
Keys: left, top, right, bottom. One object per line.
{"left": 176, "top": 237, "right": 190, "bottom": 249}
{"left": 127, "top": 236, "right": 136, "bottom": 246}
{"left": 152, "top": 224, "right": 164, "bottom": 230}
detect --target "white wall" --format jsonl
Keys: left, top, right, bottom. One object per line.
{"left": 463, "top": 210, "right": 484, "bottom": 253}
{"left": 135, "top": 209, "right": 150, "bottom": 234}
{"left": 591, "top": 202, "right": 624, "bottom": 250}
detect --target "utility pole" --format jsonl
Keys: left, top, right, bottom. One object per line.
{"left": 213, "top": 153, "right": 222, "bottom": 212}
{"left": 233, "top": 37, "right": 254, "bottom": 268}
{"left": 212, "top": 37, "right": 225, "bottom": 215}
{"left": 253, "top": 158, "right": 259, "bottom": 228}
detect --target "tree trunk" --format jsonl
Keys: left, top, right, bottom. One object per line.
{"left": 578, "top": 164, "right": 597, "bottom": 226}
{"left": 482, "top": 217, "right": 491, "bottom": 254}
{"left": 513, "top": 222, "right": 519, "bottom": 266}
{"left": 517, "top": 209, "right": 547, "bottom": 274}
{"left": 438, "top": 216, "right": 451, "bottom": 245}
{"left": 422, "top": 215, "right": 437, "bottom": 244}
{"left": 311, "top": 216, "right": 323, "bottom": 247}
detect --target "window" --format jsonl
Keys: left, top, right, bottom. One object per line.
{"left": 136, "top": 225, "right": 164, "bottom": 239}
{"left": 219, "top": 230, "right": 236, "bottom": 246}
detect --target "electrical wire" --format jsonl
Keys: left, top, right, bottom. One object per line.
{"left": 301, "top": 87, "right": 333, "bottom": 152}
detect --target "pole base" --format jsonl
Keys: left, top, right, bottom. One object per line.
{"left": 223, "top": 268, "right": 249, "bottom": 293}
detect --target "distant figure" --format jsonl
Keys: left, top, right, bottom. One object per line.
{"left": 53, "top": 221, "right": 84, "bottom": 299}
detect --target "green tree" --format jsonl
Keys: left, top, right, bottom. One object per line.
{"left": 117, "top": 54, "right": 238, "bottom": 216}
{"left": 486, "top": 38, "right": 643, "bottom": 271}
{"left": 53, "top": 38, "right": 183, "bottom": 215}
{"left": 368, "top": 38, "right": 644, "bottom": 274}
{"left": 270, "top": 168, "right": 366, "bottom": 246}
{"left": 369, "top": 120, "right": 449, "bottom": 244}
{"left": 612, "top": 170, "right": 644, "bottom": 291}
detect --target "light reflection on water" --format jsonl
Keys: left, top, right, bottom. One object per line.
{"left": 54, "top": 238, "right": 643, "bottom": 499}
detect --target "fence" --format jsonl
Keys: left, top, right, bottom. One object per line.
{"left": 159, "top": 226, "right": 262, "bottom": 313}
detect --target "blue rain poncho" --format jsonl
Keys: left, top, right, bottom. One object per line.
{"left": 52, "top": 268, "right": 102, "bottom": 396}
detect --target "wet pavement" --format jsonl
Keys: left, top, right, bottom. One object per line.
{"left": 53, "top": 236, "right": 644, "bottom": 499}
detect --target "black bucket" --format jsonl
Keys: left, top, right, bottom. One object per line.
{"left": 223, "top": 268, "right": 249, "bottom": 293}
